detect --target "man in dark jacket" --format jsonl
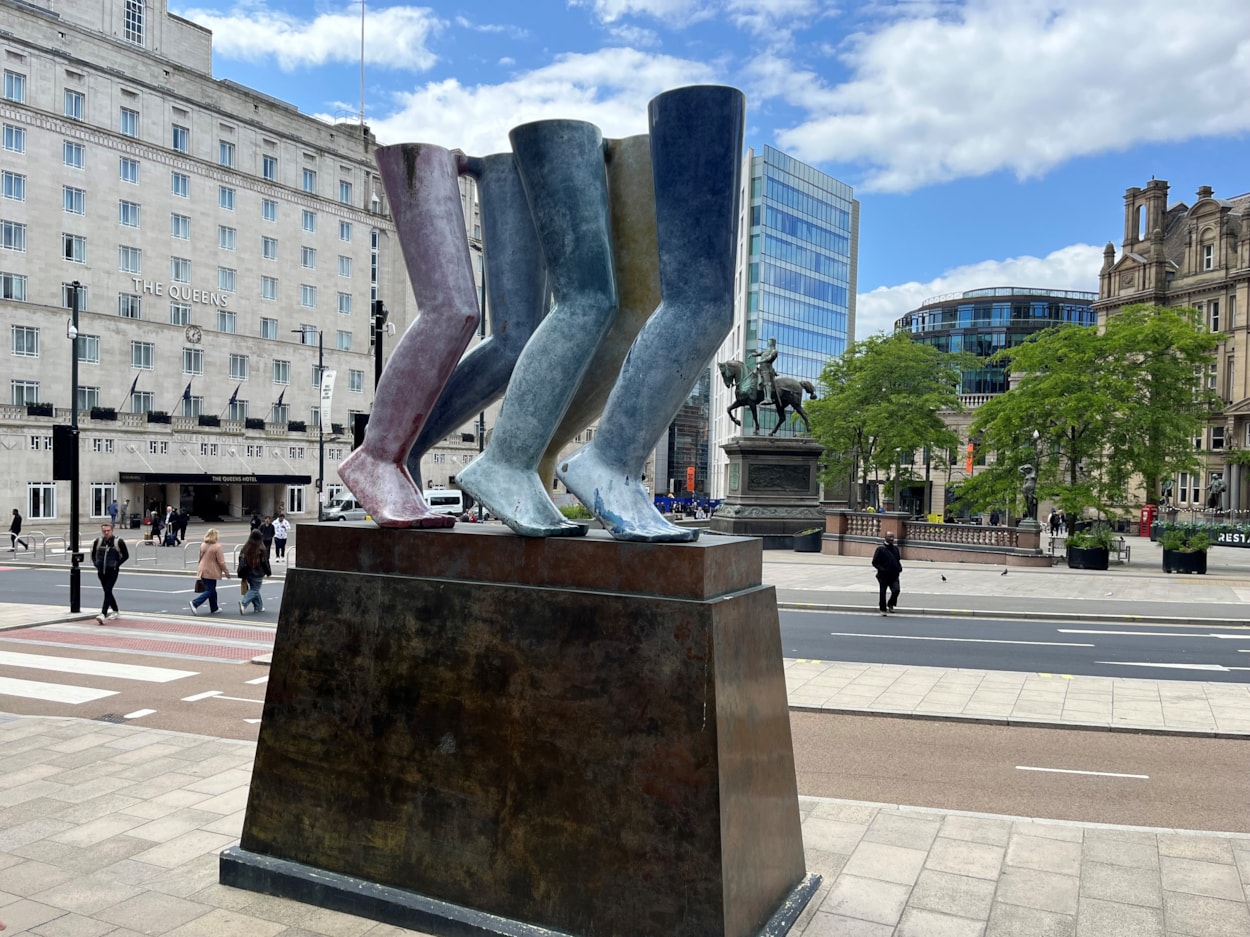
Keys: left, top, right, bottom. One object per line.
{"left": 90, "top": 522, "right": 129, "bottom": 624}
{"left": 871, "top": 530, "right": 902, "bottom": 616}
{"left": 8, "top": 508, "right": 28, "bottom": 551}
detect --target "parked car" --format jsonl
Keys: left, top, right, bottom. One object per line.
{"left": 323, "top": 496, "right": 368, "bottom": 522}
{"left": 422, "top": 489, "right": 467, "bottom": 517}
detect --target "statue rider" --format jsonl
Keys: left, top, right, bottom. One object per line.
{"left": 747, "top": 337, "right": 778, "bottom": 404}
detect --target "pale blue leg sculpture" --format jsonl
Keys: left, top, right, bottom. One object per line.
{"left": 406, "top": 153, "right": 548, "bottom": 490}
{"left": 558, "top": 85, "right": 746, "bottom": 541}
{"left": 455, "top": 121, "right": 618, "bottom": 537}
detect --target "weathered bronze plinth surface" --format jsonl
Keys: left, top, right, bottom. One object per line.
{"left": 710, "top": 436, "right": 826, "bottom": 547}
{"left": 222, "top": 523, "right": 815, "bottom": 937}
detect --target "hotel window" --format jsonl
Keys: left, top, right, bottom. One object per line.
{"left": 4, "top": 124, "right": 25, "bottom": 153}
{"left": 273, "top": 359, "right": 291, "bottom": 384}
{"left": 63, "top": 234, "right": 85, "bottom": 262}
{"left": 3, "top": 71, "right": 26, "bottom": 104}
{"left": 338, "top": 255, "right": 352, "bottom": 277}
{"left": 118, "top": 245, "right": 141, "bottom": 274}
{"left": 171, "top": 171, "right": 189, "bottom": 198}
{"left": 1202, "top": 244, "right": 1214, "bottom": 270}
{"left": 228, "top": 399, "right": 248, "bottom": 421}
{"left": 77, "top": 387, "right": 100, "bottom": 411}
{"left": 119, "top": 200, "right": 141, "bottom": 228}
{"left": 219, "top": 140, "right": 235, "bottom": 168}
{"left": 219, "top": 225, "right": 236, "bottom": 251}
{"left": 63, "top": 90, "right": 84, "bottom": 120}
{"left": 302, "top": 168, "right": 317, "bottom": 193}
{"left": 92, "top": 438, "right": 113, "bottom": 454}
{"left": 300, "top": 284, "right": 317, "bottom": 307}
{"left": 124, "top": 0, "right": 144, "bottom": 44}
{"left": 119, "top": 157, "right": 139, "bottom": 184}
{"left": 11, "top": 324, "right": 38, "bottom": 357}
{"left": 62, "top": 140, "right": 82, "bottom": 167}
{"left": 336, "top": 330, "right": 352, "bottom": 351}
{"left": 171, "top": 213, "right": 190, "bottom": 239}
{"left": 131, "top": 391, "right": 154, "bottom": 414}
{"left": 301, "top": 247, "right": 316, "bottom": 269}
{"left": 1228, "top": 355, "right": 1236, "bottom": 402}
{"left": 286, "top": 486, "right": 304, "bottom": 514}
{"left": 261, "top": 276, "right": 278, "bottom": 301}
{"left": 0, "top": 272, "right": 26, "bottom": 301}
{"left": 169, "top": 303, "right": 190, "bottom": 326}
{"left": 311, "top": 364, "right": 324, "bottom": 387}
{"left": 62, "top": 282, "right": 87, "bottom": 311}
{"left": 10, "top": 380, "right": 39, "bottom": 406}
{"left": 217, "top": 309, "right": 237, "bottom": 333}
{"left": 339, "top": 220, "right": 352, "bottom": 242}
{"left": 182, "top": 396, "right": 203, "bottom": 418}
{"left": 263, "top": 154, "right": 277, "bottom": 181}
{"left": 337, "top": 292, "right": 352, "bottom": 315}
{"left": 170, "top": 257, "right": 191, "bottom": 283}
{"left": 302, "top": 210, "right": 316, "bottom": 233}
{"left": 349, "top": 370, "right": 364, "bottom": 393}
{"left": 171, "top": 124, "right": 189, "bottom": 153}
{"left": 1212, "top": 426, "right": 1226, "bottom": 451}
{"left": 118, "top": 294, "right": 141, "bottom": 319}
{"left": 2, "top": 220, "right": 26, "bottom": 251}
{"left": 262, "top": 236, "right": 278, "bottom": 260}
{"left": 262, "top": 198, "right": 277, "bottom": 222}
{"left": 1, "top": 171, "right": 24, "bottom": 201}
{"left": 218, "top": 267, "right": 236, "bottom": 292}
{"left": 299, "top": 325, "right": 318, "bottom": 345}
{"left": 26, "top": 482, "right": 55, "bottom": 520}
{"left": 1210, "top": 300, "right": 1220, "bottom": 332}
{"left": 76, "top": 333, "right": 100, "bottom": 364}
{"left": 260, "top": 317, "right": 278, "bottom": 340}
{"left": 219, "top": 186, "right": 235, "bottom": 210}
{"left": 339, "top": 180, "right": 352, "bottom": 204}
{"left": 182, "top": 347, "right": 204, "bottom": 375}
{"left": 119, "top": 107, "right": 138, "bottom": 138}
{"left": 131, "top": 341, "right": 154, "bottom": 369}
{"left": 63, "top": 186, "right": 85, "bottom": 215}
{"left": 229, "top": 354, "right": 249, "bottom": 380}
{"left": 1230, "top": 295, "right": 1237, "bottom": 329}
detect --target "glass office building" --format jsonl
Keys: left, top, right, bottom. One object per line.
{"left": 708, "top": 147, "right": 859, "bottom": 497}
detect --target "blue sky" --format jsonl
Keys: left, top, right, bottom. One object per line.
{"left": 172, "top": 0, "right": 1250, "bottom": 337}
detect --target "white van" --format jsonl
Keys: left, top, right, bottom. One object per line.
{"left": 422, "top": 489, "right": 466, "bottom": 517}
{"left": 323, "top": 496, "right": 368, "bottom": 522}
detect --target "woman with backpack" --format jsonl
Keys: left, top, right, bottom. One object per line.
{"left": 238, "top": 529, "right": 272, "bottom": 615}
{"left": 190, "top": 528, "right": 231, "bottom": 615}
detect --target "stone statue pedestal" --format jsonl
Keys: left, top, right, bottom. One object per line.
{"left": 709, "top": 437, "right": 825, "bottom": 548}
{"left": 220, "top": 523, "right": 818, "bottom": 937}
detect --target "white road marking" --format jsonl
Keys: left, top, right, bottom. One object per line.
{"left": 217, "top": 695, "right": 265, "bottom": 704}
{"left": 1061, "top": 630, "right": 1249, "bottom": 639}
{"left": 244, "top": 675, "right": 269, "bottom": 685}
{"left": 0, "top": 650, "right": 197, "bottom": 683}
{"left": 181, "top": 690, "right": 222, "bottom": 702}
{"left": 244, "top": 718, "right": 262, "bottom": 724}
{"left": 828, "top": 632, "right": 1094, "bottom": 647}
{"left": 0, "top": 676, "right": 118, "bottom": 704}
{"left": 1017, "top": 765, "right": 1149, "bottom": 780}
{"left": 124, "top": 709, "right": 156, "bottom": 719}
{"left": 1096, "top": 661, "right": 1232, "bottom": 671}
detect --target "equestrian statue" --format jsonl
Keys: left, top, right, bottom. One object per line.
{"left": 718, "top": 341, "right": 817, "bottom": 435}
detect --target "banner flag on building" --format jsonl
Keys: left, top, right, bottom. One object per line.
{"left": 227, "top": 383, "right": 240, "bottom": 407}
{"left": 274, "top": 388, "right": 285, "bottom": 409}
{"left": 119, "top": 374, "right": 139, "bottom": 409}
{"left": 319, "top": 369, "right": 336, "bottom": 429}
{"left": 181, "top": 381, "right": 193, "bottom": 402}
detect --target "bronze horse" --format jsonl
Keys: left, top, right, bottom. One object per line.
{"left": 717, "top": 359, "right": 817, "bottom": 435}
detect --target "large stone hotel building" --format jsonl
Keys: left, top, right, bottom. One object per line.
{"left": 0, "top": 0, "right": 486, "bottom": 528}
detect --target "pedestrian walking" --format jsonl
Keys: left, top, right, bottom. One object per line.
{"left": 259, "top": 515, "right": 275, "bottom": 559}
{"left": 190, "top": 528, "right": 231, "bottom": 615}
{"left": 108, "top": 498, "right": 119, "bottom": 527}
{"left": 90, "top": 521, "right": 129, "bottom": 624}
{"left": 272, "top": 514, "right": 291, "bottom": 561}
{"left": 871, "top": 530, "right": 902, "bottom": 616}
{"left": 1048, "top": 509, "right": 1060, "bottom": 536}
{"left": 176, "top": 507, "right": 190, "bottom": 544}
{"left": 8, "top": 508, "right": 28, "bottom": 551}
{"left": 238, "top": 529, "right": 272, "bottom": 615}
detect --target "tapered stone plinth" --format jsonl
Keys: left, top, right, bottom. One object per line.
{"left": 221, "top": 522, "right": 817, "bottom": 937}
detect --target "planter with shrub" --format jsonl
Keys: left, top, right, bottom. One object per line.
{"left": 1065, "top": 525, "right": 1113, "bottom": 570}
{"left": 245, "top": 417, "right": 266, "bottom": 430}
{"left": 287, "top": 420, "right": 306, "bottom": 432}
{"left": 793, "top": 527, "right": 823, "bottom": 552}
{"left": 90, "top": 406, "right": 117, "bottom": 421}
{"left": 198, "top": 414, "right": 221, "bottom": 427}
{"left": 26, "top": 402, "right": 53, "bottom": 416}
{"left": 146, "top": 411, "right": 172, "bottom": 424}
{"left": 1159, "top": 526, "right": 1210, "bottom": 575}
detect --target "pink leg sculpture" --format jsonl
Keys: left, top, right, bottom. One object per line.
{"left": 337, "top": 144, "right": 480, "bottom": 528}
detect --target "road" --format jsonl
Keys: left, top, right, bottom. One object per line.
{"left": 791, "top": 711, "right": 1250, "bottom": 832}
{"left": 780, "top": 609, "right": 1250, "bottom": 683}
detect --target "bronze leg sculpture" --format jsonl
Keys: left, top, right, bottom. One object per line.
{"left": 455, "top": 121, "right": 618, "bottom": 537}
{"left": 337, "top": 144, "right": 480, "bottom": 528}
{"left": 558, "top": 85, "right": 746, "bottom": 541}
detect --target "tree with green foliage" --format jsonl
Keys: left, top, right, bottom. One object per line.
{"left": 960, "top": 305, "right": 1217, "bottom": 518}
{"left": 809, "top": 333, "right": 968, "bottom": 509}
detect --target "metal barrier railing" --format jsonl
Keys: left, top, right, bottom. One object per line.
{"left": 41, "top": 536, "right": 66, "bottom": 561}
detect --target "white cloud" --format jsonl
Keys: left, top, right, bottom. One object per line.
{"left": 773, "top": 0, "right": 1250, "bottom": 192}
{"left": 854, "top": 243, "right": 1104, "bottom": 339}
{"left": 569, "top": 0, "right": 708, "bottom": 25}
{"left": 175, "top": 3, "right": 443, "bottom": 71}
{"left": 367, "top": 47, "right": 719, "bottom": 152}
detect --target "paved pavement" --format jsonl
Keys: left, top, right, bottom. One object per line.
{"left": 1, "top": 532, "right": 1247, "bottom": 935}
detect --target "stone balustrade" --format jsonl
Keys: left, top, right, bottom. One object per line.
{"left": 821, "top": 510, "right": 1048, "bottom": 567}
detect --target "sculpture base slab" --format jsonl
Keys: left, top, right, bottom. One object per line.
{"left": 223, "top": 524, "right": 814, "bottom": 937}
{"left": 711, "top": 437, "right": 824, "bottom": 548}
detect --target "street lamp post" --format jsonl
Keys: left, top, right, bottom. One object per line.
{"left": 293, "top": 327, "right": 326, "bottom": 521}
{"left": 68, "top": 280, "right": 82, "bottom": 612}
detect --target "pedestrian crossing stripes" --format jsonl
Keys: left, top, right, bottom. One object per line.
{"left": 0, "top": 650, "right": 195, "bottom": 682}
{"left": 0, "top": 675, "right": 118, "bottom": 704}
{"left": 0, "top": 618, "right": 273, "bottom": 663}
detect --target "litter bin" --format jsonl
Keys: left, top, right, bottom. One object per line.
{"left": 129, "top": 512, "right": 141, "bottom": 529}
{"left": 1140, "top": 504, "right": 1157, "bottom": 539}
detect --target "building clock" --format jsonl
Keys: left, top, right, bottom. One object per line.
{"left": 184, "top": 325, "right": 203, "bottom": 344}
